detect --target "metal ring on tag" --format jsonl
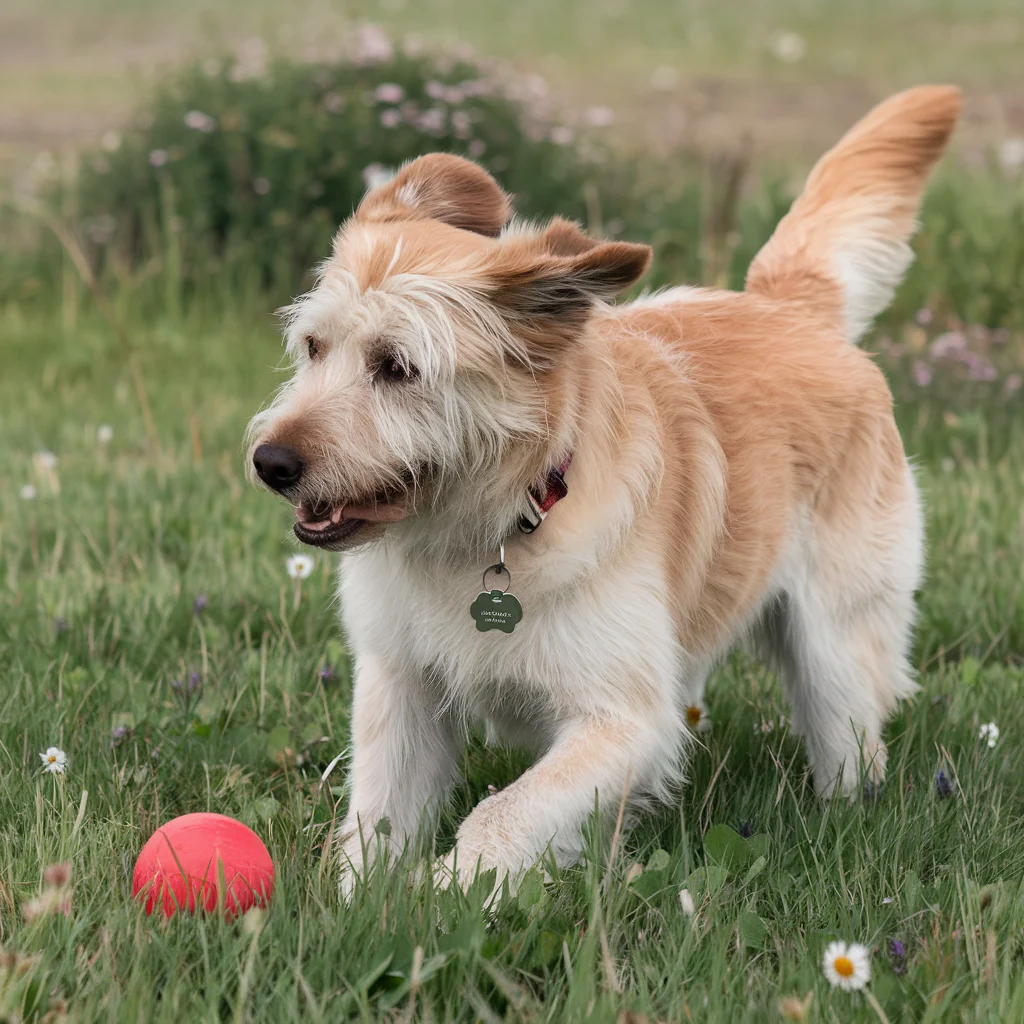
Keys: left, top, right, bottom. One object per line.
{"left": 482, "top": 562, "right": 512, "bottom": 594}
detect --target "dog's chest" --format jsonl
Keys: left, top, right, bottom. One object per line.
{"left": 339, "top": 545, "right": 676, "bottom": 720}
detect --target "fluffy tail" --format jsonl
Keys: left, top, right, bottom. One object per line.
{"left": 745, "top": 85, "right": 962, "bottom": 341}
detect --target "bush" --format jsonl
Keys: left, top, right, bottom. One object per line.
{"left": 11, "top": 29, "right": 1024, "bottom": 351}
{"left": 70, "top": 40, "right": 621, "bottom": 296}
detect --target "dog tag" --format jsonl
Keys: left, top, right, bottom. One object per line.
{"left": 470, "top": 561, "right": 523, "bottom": 634}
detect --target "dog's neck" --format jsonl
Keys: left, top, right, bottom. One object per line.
{"left": 387, "top": 321, "right": 663, "bottom": 574}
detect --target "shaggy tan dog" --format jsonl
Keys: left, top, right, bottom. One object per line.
{"left": 248, "top": 86, "right": 961, "bottom": 891}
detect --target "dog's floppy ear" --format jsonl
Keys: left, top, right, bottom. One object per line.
{"left": 540, "top": 216, "right": 604, "bottom": 256}
{"left": 488, "top": 231, "right": 651, "bottom": 367}
{"left": 357, "top": 153, "right": 512, "bottom": 237}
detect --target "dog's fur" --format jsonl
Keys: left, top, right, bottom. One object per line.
{"left": 248, "top": 86, "right": 962, "bottom": 890}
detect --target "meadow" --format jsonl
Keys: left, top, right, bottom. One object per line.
{"left": 2, "top": 7, "right": 1024, "bottom": 1022}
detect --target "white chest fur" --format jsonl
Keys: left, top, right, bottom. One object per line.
{"left": 338, "top": 538, "right": 684, "bottom": 731}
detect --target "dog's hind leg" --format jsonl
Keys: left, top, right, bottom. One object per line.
{"left": 775, "top": 471, "right": 923, "bottom": 798}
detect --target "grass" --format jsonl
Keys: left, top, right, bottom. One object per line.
{"left": 0, "top": 8, "right": 1022, "bottom": 1014}
{"left": 0, "top": 270, "right": 1022, "bottom": 1022}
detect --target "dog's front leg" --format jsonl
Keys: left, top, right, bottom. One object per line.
{"left": 442, "top": 714, "right": 677, "bottom": 890}
{"left": 336, "top": 652, "right": 460, "bottom": 896}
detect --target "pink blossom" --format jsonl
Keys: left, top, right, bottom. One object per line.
{"left": 551, "top": 126, "right": 574, "bottom": 146}
{"left": 930, "top": 330, "right": 968, "bottom": 359}
{"left": 584, "top": 105, "right": 615, "bottom": 128}
{"left": 1005, "top": 373, "right": 1022, "bottom": 394}
{"left": 468, "top": 139, "right": 487, "bottom": 158}
{"left": 184, "top": 110, "right": 217, "bottom": 133}
{"left": 966, "top": 355, "right": 997, "bottom": 382}
{"left": 374, "top": 83, "right": 405, "bottom": 104}
{"left": 915, "top": 308, "right": 933, "bottom": 326}
{"left": 380, "top": 109, "right": 402, "bottom": 128}
{"left": 354, "top": 24, "right": 393, "bottom": 64}
{"left": 913, "top": 361, "right": 932, "bottom": 387}
{"left": 417, "top": 107, "right": 446, "bottom": 135}
{"left": 148, "top": 149, "right": 169, "bottom": 167}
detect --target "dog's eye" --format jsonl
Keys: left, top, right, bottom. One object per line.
{"left": 374, "top": 353, "right": 418, "bottom": 385}
{"left": 306, "top": 335, "right": 322, "bottom": 360}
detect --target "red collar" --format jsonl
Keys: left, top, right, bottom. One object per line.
{"left": 518, "top": 454, "right": 572, "bottom": 534}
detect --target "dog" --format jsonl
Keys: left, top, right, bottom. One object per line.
{"left": 248, "top": 86, "right": 961, "bottom": 892}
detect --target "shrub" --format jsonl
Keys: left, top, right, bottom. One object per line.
{"left": 70, "top": 39, "right": 621, "bottom": 296}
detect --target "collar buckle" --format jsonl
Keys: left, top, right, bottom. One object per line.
{"left": 517, "top": 456, "right": 572, "bottom": 535}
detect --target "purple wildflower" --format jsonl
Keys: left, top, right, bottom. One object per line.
{"left": 193, "top": 593, "right": 208, "bottom": 614}
{"left": 913, "top": 361, "right": 932, "bottom": 387}
{"left": 187, "top": 672, "right": 202, "bottom": 696}
{"left": 888, "top": 938, "right": 907, "bottom": 975}
{"left": 318, "top": 665, "right": 335, "bottom": 683}
{"left": 110, "top": 725, "right": 128, "bottom": 748}
{"left": 930, "top": 330, "right": 968, "bottom": 360}
{"left": 935, "top": 767, "right": 954, "bottom": 798}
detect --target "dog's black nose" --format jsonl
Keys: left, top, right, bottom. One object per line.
{"left": 253, "top": 443, "right": 304, "bottom": 493}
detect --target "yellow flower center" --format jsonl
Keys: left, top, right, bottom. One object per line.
{"left": 833, "top": 956, "right": 855, "bottom": 978}
{"left": 48, "top": 755, "right": 57, "bottom": 763}
{"left": 686, "top": 705, "right": 702, "bottom": 727}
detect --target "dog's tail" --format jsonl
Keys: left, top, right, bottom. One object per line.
{"left": 745, "top": 85, "right": 962, "bottom": 342}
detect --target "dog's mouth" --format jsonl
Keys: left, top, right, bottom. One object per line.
{"left": 293, "top": 488, "right": 409, "bottom": 548}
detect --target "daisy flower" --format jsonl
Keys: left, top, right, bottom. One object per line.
{"left": 822, "top": 940, "right": 871, "bottom": 990}
{"left": 34, "top": 450, "right": 58, "bottom": 471}
{"left": 20, "top": 484, "right": 37, "bottom": 500}
{"left": 678, "top": 888, "right": 696, "bottom": 916}
{"left": 40, "top": 747, "right": 68, "bottom": 775}
{"left": 286, "top": 554, "right": 314, "bottom": 579}
{"left": 97, "top": 424, "right": 114, "bottom": 444}
{"left": 978, "top": 722, "right": 999, "bottom": 748}
{"left": 685, "top": 703, "right": 712, "bottom": 733}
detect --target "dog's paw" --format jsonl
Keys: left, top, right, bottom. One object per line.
{"left": 334, "top": 819, "right": 391, "bottom": 902}
{"left": 435, "top": 793, "right": 535, "bottom": 899}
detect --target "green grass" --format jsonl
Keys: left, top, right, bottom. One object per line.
{"left": 0, "top": 277, "right": 1022, "bottom": 1022}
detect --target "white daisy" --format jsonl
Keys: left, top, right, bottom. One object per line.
{"left": 999, "top": 137, "right": 1024, "bottom": 173}
{"left": 679, "top": 888, "right": 696, "bottom": 916}
{"left": 978, "top": 722, "right": 999, "bottom": 748}
{"left": 286, "top": 554, "right": 315, "bottom": 579}
{"left": 97, "top": 424, "right": 114, "bottom": 444}
{"left": 822, "top": 940, "right": 871, "bottom": 990}
{"left": 40, "top": 747, "right": 68, "bottom": 775}
{"left": 20, "top": 484, "right": 37, "bottom": 500}
{"left": 769, "top": 30, "right": 807, "bottom": 64}
{"left": 685, "top": 703, "right": 712, "bottom": 734}
{"left": 34, "top": 450, "right": 58, "bottom": 470}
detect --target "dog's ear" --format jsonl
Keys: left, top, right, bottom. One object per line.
{"left": 357, "top": 153, "right": 512, "bottom": 237}
{"left": 488, "top": 234, "right": 652, "bottom": 367}
{"left": 540, "top": 217, "right": 603, "bottom": 256}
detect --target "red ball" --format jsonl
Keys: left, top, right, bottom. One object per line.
{"left": 132, "top": 813, "right": 274, "bottom": 919}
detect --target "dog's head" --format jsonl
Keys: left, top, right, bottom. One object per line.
{"left": 247, "top": 154, "right": 650, "bottom": 553}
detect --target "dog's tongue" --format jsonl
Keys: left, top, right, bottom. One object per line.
{"left": 296, "top": 500, "right": 407, "bottom": 531}
{"left": 342, "top": 501, "right": 407, "bottom": 523}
